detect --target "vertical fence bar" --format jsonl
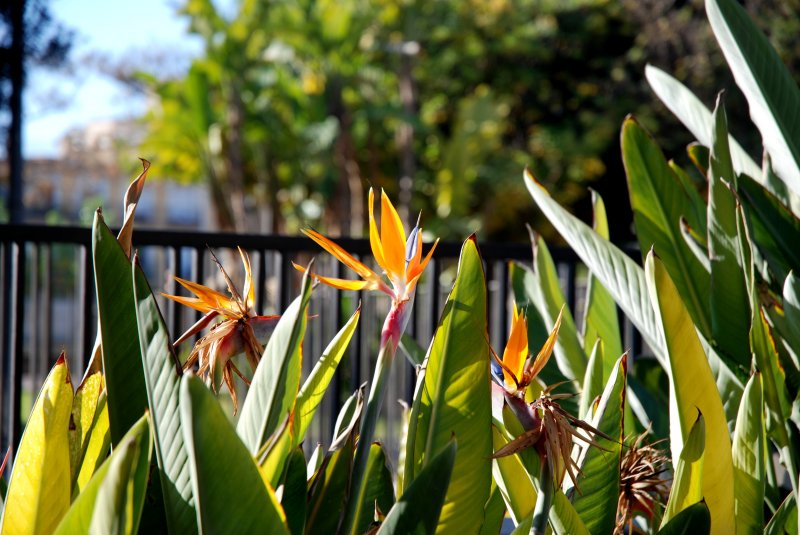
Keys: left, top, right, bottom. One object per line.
{"left": 40, "top": 245, "right": 52, "bottom": 387}
{"left": 12, "top": 242, "right": 25, "bottom": 450}
{"left": 80, "top": 243, "right": 94, "bottom": 373}
{"left": 171, "top": 247, "right": 183, "bottom": 341}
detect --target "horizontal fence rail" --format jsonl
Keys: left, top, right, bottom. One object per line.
{"left": 0, "top": 223, "right": 643, "bottom": 464}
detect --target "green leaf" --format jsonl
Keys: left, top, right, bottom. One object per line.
{"left": 707, "top": 97, "right": 751, "bottom": 372}
{"left": 306, "top": 441, "right": 354, "bottom": 535}
{"left": 662, "top": 413, "right": 706, "bottom": 526}
{"left": 491, "top": 424, "right": 537, "bottom": 525}
{"left": 657, "top": 501, "right": 711, "bottom": 535}
{"left": 581, "top": 190, "right": 623, "bottom": 369}
{"left": 479, "top": 485, "right": 506, "bottom": 535}
{"left": 70, "top": 372, "right": 110, "bottom": 495}
{"left": 523, "top": 170, "right": 666, "bottom": 361}
{"left": 532, "top": 235, "right": 588, "bottom": 382}
{"left": 738, "top": 173, "right": 800, "bottom": 284}
{"left": 399, "top": 334, "right": 425, "bottom": 368}
{"left": 280, "top": 448, "right": 307, "bottom": 535}
{"left": 779, "top": 272, "right": 800, "bottom": 363}
{"left": 238, "top": 272, "right": 313, "bottom": 454}
{"left": 568, "top": 354, "right": 626, "bottom": 535}
{"left": 377, "top": 439, "right": 457, "bottom": 535}
{"left": 1, "top": 355, "right": 73, "bottom": 535}
{"left": 353, "top": 444, "right": 395, "bottom": 535}
{"left": 731, "top": 373, "right": 766, "bottom": 533}
{"left": 407, "top": 237, "right": 492, "bottom": 533}
{"left": 132, "top": 258, "right": 197, "bottom": 534}
{"left": 764, "top": 492, "right": 797, "bottom": 535}
{"left": 623, "top": 117, "right": 712, "bottom": 340}
{"left": 578, "top": 340, "right": 604, "bottom": 420}
{"left": 645, "top": 252, "right": 735, "bottom": 533}
{"left": 294, "top": 306, "right": 360, "bottom": 445}
{"left": 669, "top": 162, "right": 708, "bottom": 241}
{"left": 706, "top": 0, "right": 800, "bottom": 195}
{"left": 92, "top": 211, "right": 148, "bottom": 444}
{"left": 644, "top": 64, "right": 762, "bottom": 180}
{"left": 54, "top": 414, "right": 152, "bottom": 535}
{"left": 180, "top": 375, "right": 289, "bottom": 535}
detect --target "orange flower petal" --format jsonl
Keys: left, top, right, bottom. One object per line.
{"left": 292, "top": 262, "right": 373, "bottom": 291}
{"left": 527, "top": 306, "right": 563, "bottom": 381}
{"left": 406, "top": 238, "right": 438, "bottom": 286}
{"left": 368, "top": 188, "right": 388, "bottom": 273}
{"left": 161, "top": 293, "right": 216, "bottom": 314}
{"left": 302, "top": 229, "right": 381, "bottom": 283}
{"left": 380, "top": 190, "right": 407, "bottom": 277}
{"left": 174, "top": 277, "right": 237, "bottom": 312}
{"left": 502, "top": 306, "right": 528, "bottom": 390}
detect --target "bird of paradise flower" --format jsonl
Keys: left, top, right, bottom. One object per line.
{"left": 162, "top": 247, "right": 279, "bottom": 412}
{"left": 296, "top": 188, "right": 438, "bottom": 534}
{"left": 491, "top": 305, "right": 610, "bottom": 533}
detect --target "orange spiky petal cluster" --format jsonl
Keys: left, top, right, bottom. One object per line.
{"left": 494, "top": 306, "right": 564, "bottom": 395}
{"left": 294, "top": 188, "right": 438, "bottom": 305}
{"left": 162, "top": 247, "right": 279, "bottom": 412}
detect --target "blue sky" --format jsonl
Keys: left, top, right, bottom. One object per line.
{"left": 24, "top": 0, "right": 203, "bottom": 157}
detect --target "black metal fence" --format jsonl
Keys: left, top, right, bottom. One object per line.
{"left": 1, "top": 223, "right": 634, "bottom": 463}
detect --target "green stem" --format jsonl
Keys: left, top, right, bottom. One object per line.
{"left": 341, "top": 342, "right": 395, "bottom": 535}
{"left": 531, "top": 460, "right": 554, "bottom": 535}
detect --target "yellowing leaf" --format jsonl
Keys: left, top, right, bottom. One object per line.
{"left": 1, "top": 355, "right": 73, "bottom": 535}
{"left": 645, "top": 252, "right": 734, "bottom": 533}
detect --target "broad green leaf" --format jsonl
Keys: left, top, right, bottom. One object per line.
{"left": 353, "top": 444, "right": 395, "bottom": 535}
{"left": 578, "top": 340, "right": 604, "bottom": 420}
{"left": 669, "top": 162, "right": 708, "bottom": 241}
{"left": 707, "top": 97, "right": 751, "bottom": 373}
{"left": 408, "top": 237, "right": 492, "bottom": 533}
{"left": 657, "top": 501, "right": 711, "bottom": 535}
{"left": 491, "top": 425, "right": 537, "bottom": 525}
{"left": 180, "top": 375, "right": 289, "bottom": 535}
{"left": 523, "top": 170, "right": 666, "bottom": 361}
{"left": 396, "top": 401, "right": 411, "bottom": 496}
{"left": 132, "top": 259, "right": 197, "bottom": 534}
{"left": 779, "top": 272, "right": 800, "bottom": 364}
{"left": 70, "top": 372, "right": 110, "bottom": 495}
{"left": 731, "top": 373, "right": 766, "bottom": 533}
{"left": 1, "top": 355, "right": 73, "bottom": 535}
{"left": 532, "top": 236, "right": 587, "bottom": 382}
{"left": 93, "top": 211, "right": 148, "bottom": 444}
{"left": 645, "top": 253, "right": 734, "bottom": 533}
{"left": 541, "top": 486, "right": 590, "bottom": 535}
{"left": 706, "top": 0, "right": 800, "bottom": 196}
{"left": 85, "top": 414, "right": 151, "bottom": 535}
{"left": 738, "top": 173, "right": 800, "bottom": 284}
{"left": 377, "top": 439, "right": 457, "bottom": 535}
{"left": 569, "top": 355, "right": 626, "bottom": 535}
{"left": 662, "top": 414, "right": 705, "bottom": 526}
{"left": 479, "top": 485, "right": 506, "bottom": 535}
{"left": 237, "top": 273, "right": 313, "bottom": 454}
{"left": 54, "top": 414, "right": 152, "bottom": 535}
{"left": 257, "top": 414, "right": 294, "bottom": 488}
{"left": 306, "top": 444, "right": 324, "bottom": 482}
{"left": 623, "top": 117, "right": 712, "bottom": 339}
{"left": 280, "top": 448, "right": 307, "bottom": 535}
{"left": 294, "top": 306, "right": 360, "bottom": 445}
{"left": 306, "top": 441, "right": 354, "bottom": 535}
{"left": 764, "top": 492, "right": 797, "bottom": 535}
{"left": 644, "top": 64, "right": 762, "bottom": 180}
{"left": 582, "top": 190, "right": 623, "bottom": 370}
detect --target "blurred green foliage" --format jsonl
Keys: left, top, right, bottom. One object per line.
{"left": 138, "top": 0, "right": 800, "bottom": 241}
